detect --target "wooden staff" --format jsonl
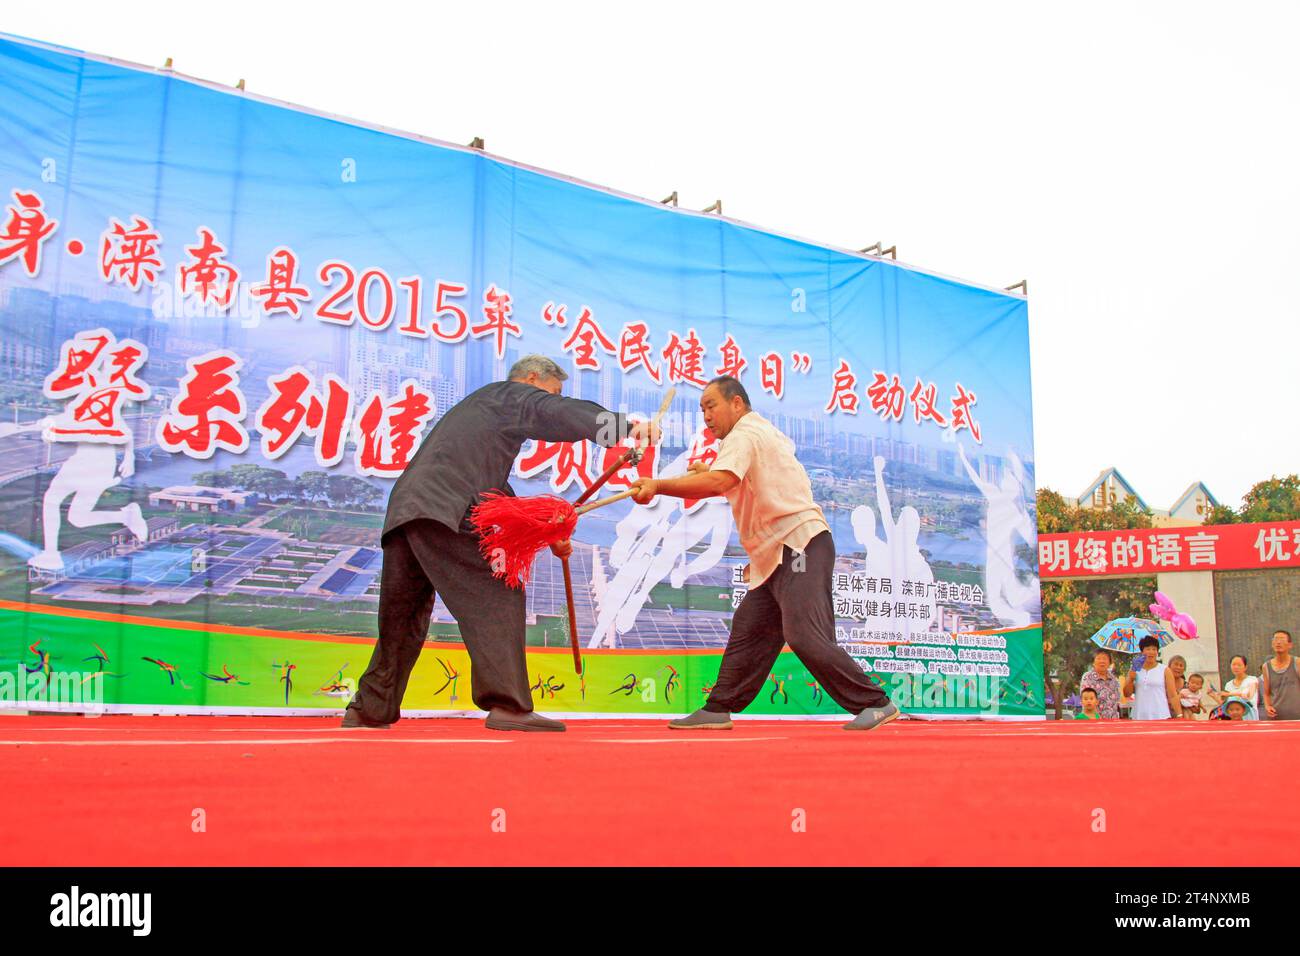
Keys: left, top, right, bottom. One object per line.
{"left": 557, "top": 391, "right": 674, "bottom": 674}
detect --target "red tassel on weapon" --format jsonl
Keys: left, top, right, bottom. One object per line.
{"left": 468, "top": 491, "right": 578, "bottom": 588}
{"left": 468, "top": 389, "right": 675, "bottom": 589}
{"left": 469, "top": 486, "right": 640, "bottom": 589}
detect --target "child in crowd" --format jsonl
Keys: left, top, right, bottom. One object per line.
{"left": 1074, "top": 687, "right": 1102, "bottom": 720}
{"left": 1211, "top": 696, "right": 1254, "bottom": 720}
{"left": 1181, "top": 673, "right": 1208, "bottom": 719}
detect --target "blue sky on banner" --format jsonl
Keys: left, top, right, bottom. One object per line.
{"left": 0, "top": 32, "right": 1033, "bottom": 459}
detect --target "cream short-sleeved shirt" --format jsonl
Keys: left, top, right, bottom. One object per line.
{"left": 709, "top": 412, "right": 830, "bottom": 588}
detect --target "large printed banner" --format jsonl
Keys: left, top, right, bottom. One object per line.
{"left": 1039, "top": 521, "right": 1300, "bottom": 579}
{"left": 0, "top": 33, "right": 1043, "bottom": 718}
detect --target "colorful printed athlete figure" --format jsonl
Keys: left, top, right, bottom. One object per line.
{"left": 25, "top": 640, "right": 55, "bottom": 681}
{"left": 314, "top": 664, "right": 352, "bottom": 698}
{"left": 80, "top": 642, "right": 124, "bottom": 684}
{"left": 273, "top": 660, "right": 297, "bottom": 705}
{"left": 142, "top": 656, "right": 191, "bottom": 690}
{"left": 806, "top": 678, "right": 824, "bottom": 708}
{"left": 610, "top": 673, "right": 638, "bottom": 697}
{"left": 769, "top": 673, "right": 790, "bottom": 705}
{"left": 201, "top": 665, "right": 250, "bottom": 686}
{"left": 530, "top": 674, "right": 564, "bottom": 699}
{"left": 433, "top": 658, "right": 459, "bottom": 705}
{"left": 663, "top": 665, "right": 681, "bottom": 704}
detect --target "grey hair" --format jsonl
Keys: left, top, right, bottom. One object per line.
{"left": 508, "top": 354, "right": 568, "bottom": 383}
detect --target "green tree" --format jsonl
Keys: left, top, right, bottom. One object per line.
{"left": 325, "top": 475, "right": 382, "bottom": 509}
{"left": 295, "top": 471, "right": 331, "bottom": 504}
{"left": 192, "top": 468, "right": 232, "bottom": 487}
{"left": 1203, "top": 474, "right": 1300, "bottom": 524}
{"left": 1038, "top": 488, "right": 1156, "bottom": 718}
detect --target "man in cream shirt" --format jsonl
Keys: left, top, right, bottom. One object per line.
{"left": 630, "top": 376, "right": 897, "bottom": 731}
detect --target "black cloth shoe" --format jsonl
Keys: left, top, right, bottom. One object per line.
{"left": 341, "top": 708, "right": 392, "bottom": 729}
{"left": 842, "top": 701, "right": 900, "bottom": 731}
{"left": 668, "top": 708, "right": 733, "bottom": 730}
{"left": 485, "top": 708, "right": 566, "bottom": 732}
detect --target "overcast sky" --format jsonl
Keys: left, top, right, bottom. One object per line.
{"left": 6, "top": 0, "right": 1297, "bottom": 509}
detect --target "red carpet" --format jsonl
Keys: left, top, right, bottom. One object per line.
{"left": 3, "top": 715, "right": 1296, "bottom": 866}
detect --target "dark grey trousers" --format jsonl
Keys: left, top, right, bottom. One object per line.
{"left": 347, "top": 518, "right": 531, "bottom": 724}
{"left": 704, "top": 531, "right": 890, "bottom": 716}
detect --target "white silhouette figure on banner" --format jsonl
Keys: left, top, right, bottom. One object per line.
{"left": 851, "top": 500, "right": 891, "bottom": 578}
{"left": 590, "top": 439, "right": 733, "bottom": 649}
{"left": 958, "top": 442, "right": 1038, "bottom": 627}
{"left": 849, "top": 456, "right": 937, "bottom": 635}
{"left": 28, "top": 329, "right": 151, "bottom": 572}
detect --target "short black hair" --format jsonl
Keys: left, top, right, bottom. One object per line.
{"left": 1276, "top": 629, "right": 1293, "bottom": 642}
{"left": 1093, "top": 649, "right": 1113, "bottom": 663}
{"left": 1138, "top": 635, "right": 1160, "bottom": 652}
{"left": 1232, "top": 654, "right": 1248, "bottom": 668}
{"left": 1080, "top": 687, "right": 1098, "bottom": 697}
{"left": 706, "top": 375, "right": 751, "bottom": 409}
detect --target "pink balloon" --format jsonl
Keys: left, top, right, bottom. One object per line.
{"left": 1154, "top": 591, "right": 1175, "bottom": 611}
{"left": 1170, "top": 612, "right": 1198, "bottom": 641}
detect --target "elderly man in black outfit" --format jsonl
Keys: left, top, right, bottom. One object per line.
{"left": 342, "top": 354, "right": 656, "bottom": 732}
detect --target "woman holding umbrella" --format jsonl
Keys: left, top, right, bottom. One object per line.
{"left": 1123, "top": 635, "right": 1183, "bottom": 720}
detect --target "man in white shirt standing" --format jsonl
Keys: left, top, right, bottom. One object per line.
{"left": 630, "top": 376, "right": 897, "bottom": 731}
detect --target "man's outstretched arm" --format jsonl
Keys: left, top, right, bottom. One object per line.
{"left": 518, "top": 388, "right": 658, "bottom": 448}
{"left": 630, "top": 464, "right": 738, "bottom": 504}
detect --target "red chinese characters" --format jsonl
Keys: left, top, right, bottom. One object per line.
{"left": 354, "top": 381, "right": 435, "bottom": 477}
{"left": 908, "top": 378, "right": 947, "bottom": 427}
{"left": 866, "top": 371, "right": 905, "bottom": 422}
{"left": 760, "top": 352, "right": 784, "bottom": 399}
{"left": 100, "top": 216, "right": 163, "bottom": 291}
{"left": 949, "top": 382, "right": 982, "bottom": 443}
{"left": 177, "top": 227, "right": 240, "bottom": 310}
{"left": 661, "top": 329, "right": 707, "bottom": 387}
{"left": 156, "top": 351, "right": 249, "bottom": 458}
{"left": 516, "top": 439, "right": 594, "bottom": 493}
{"left": 714, "top": 334, "right": 747, "bottom": 379}
{"left": 618, "top": 322, "right": 662, "bottom": 383}
{"left": 0, "top": 189, "right": 58, "bottom": 277}
{"left": 560, "top": 307, "right": 616, "bottom": 370}
{"left": 43, "top": 328, "right": 151, "bottom": 443}
{"left": 470, "top": 285, "right": 521, "bottom": 359}
{"left": 824, "top": 359, "right": 859, "bottom": 414}
{"left": 597, "top": 427, "right": 659, "bottom": 490}
{"left": 254, "top": 368, "right": 355, "bottom": 466}
{"left": 251, "top": 248, "right": 311, "bottom": 318}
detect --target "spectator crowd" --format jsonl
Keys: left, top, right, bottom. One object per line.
{"left": 1070, "top": 628, "right": 1298, "bottom": 721}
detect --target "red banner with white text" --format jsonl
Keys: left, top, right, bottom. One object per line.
{"left": 1038, "top": 521, "right": 1300, "bottom": 579}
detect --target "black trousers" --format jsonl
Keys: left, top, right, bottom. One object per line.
{"left": 705, "top": 531, "right": 890, "bottom": 716}
{"left": 347, "top": 519, "right": 532, "bottom": 724}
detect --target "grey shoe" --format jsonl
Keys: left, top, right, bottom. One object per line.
{"left": 668, "top": 708, "right": 733, "bottom": 730}
{"left": 341, "top": 708, "right": 391, "bottom": 729}
{"left": 485, "top": 708, "right": 566, "bottom": 732}
{"left": 843, "top": 701, "right": 900, "bottom": 731}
